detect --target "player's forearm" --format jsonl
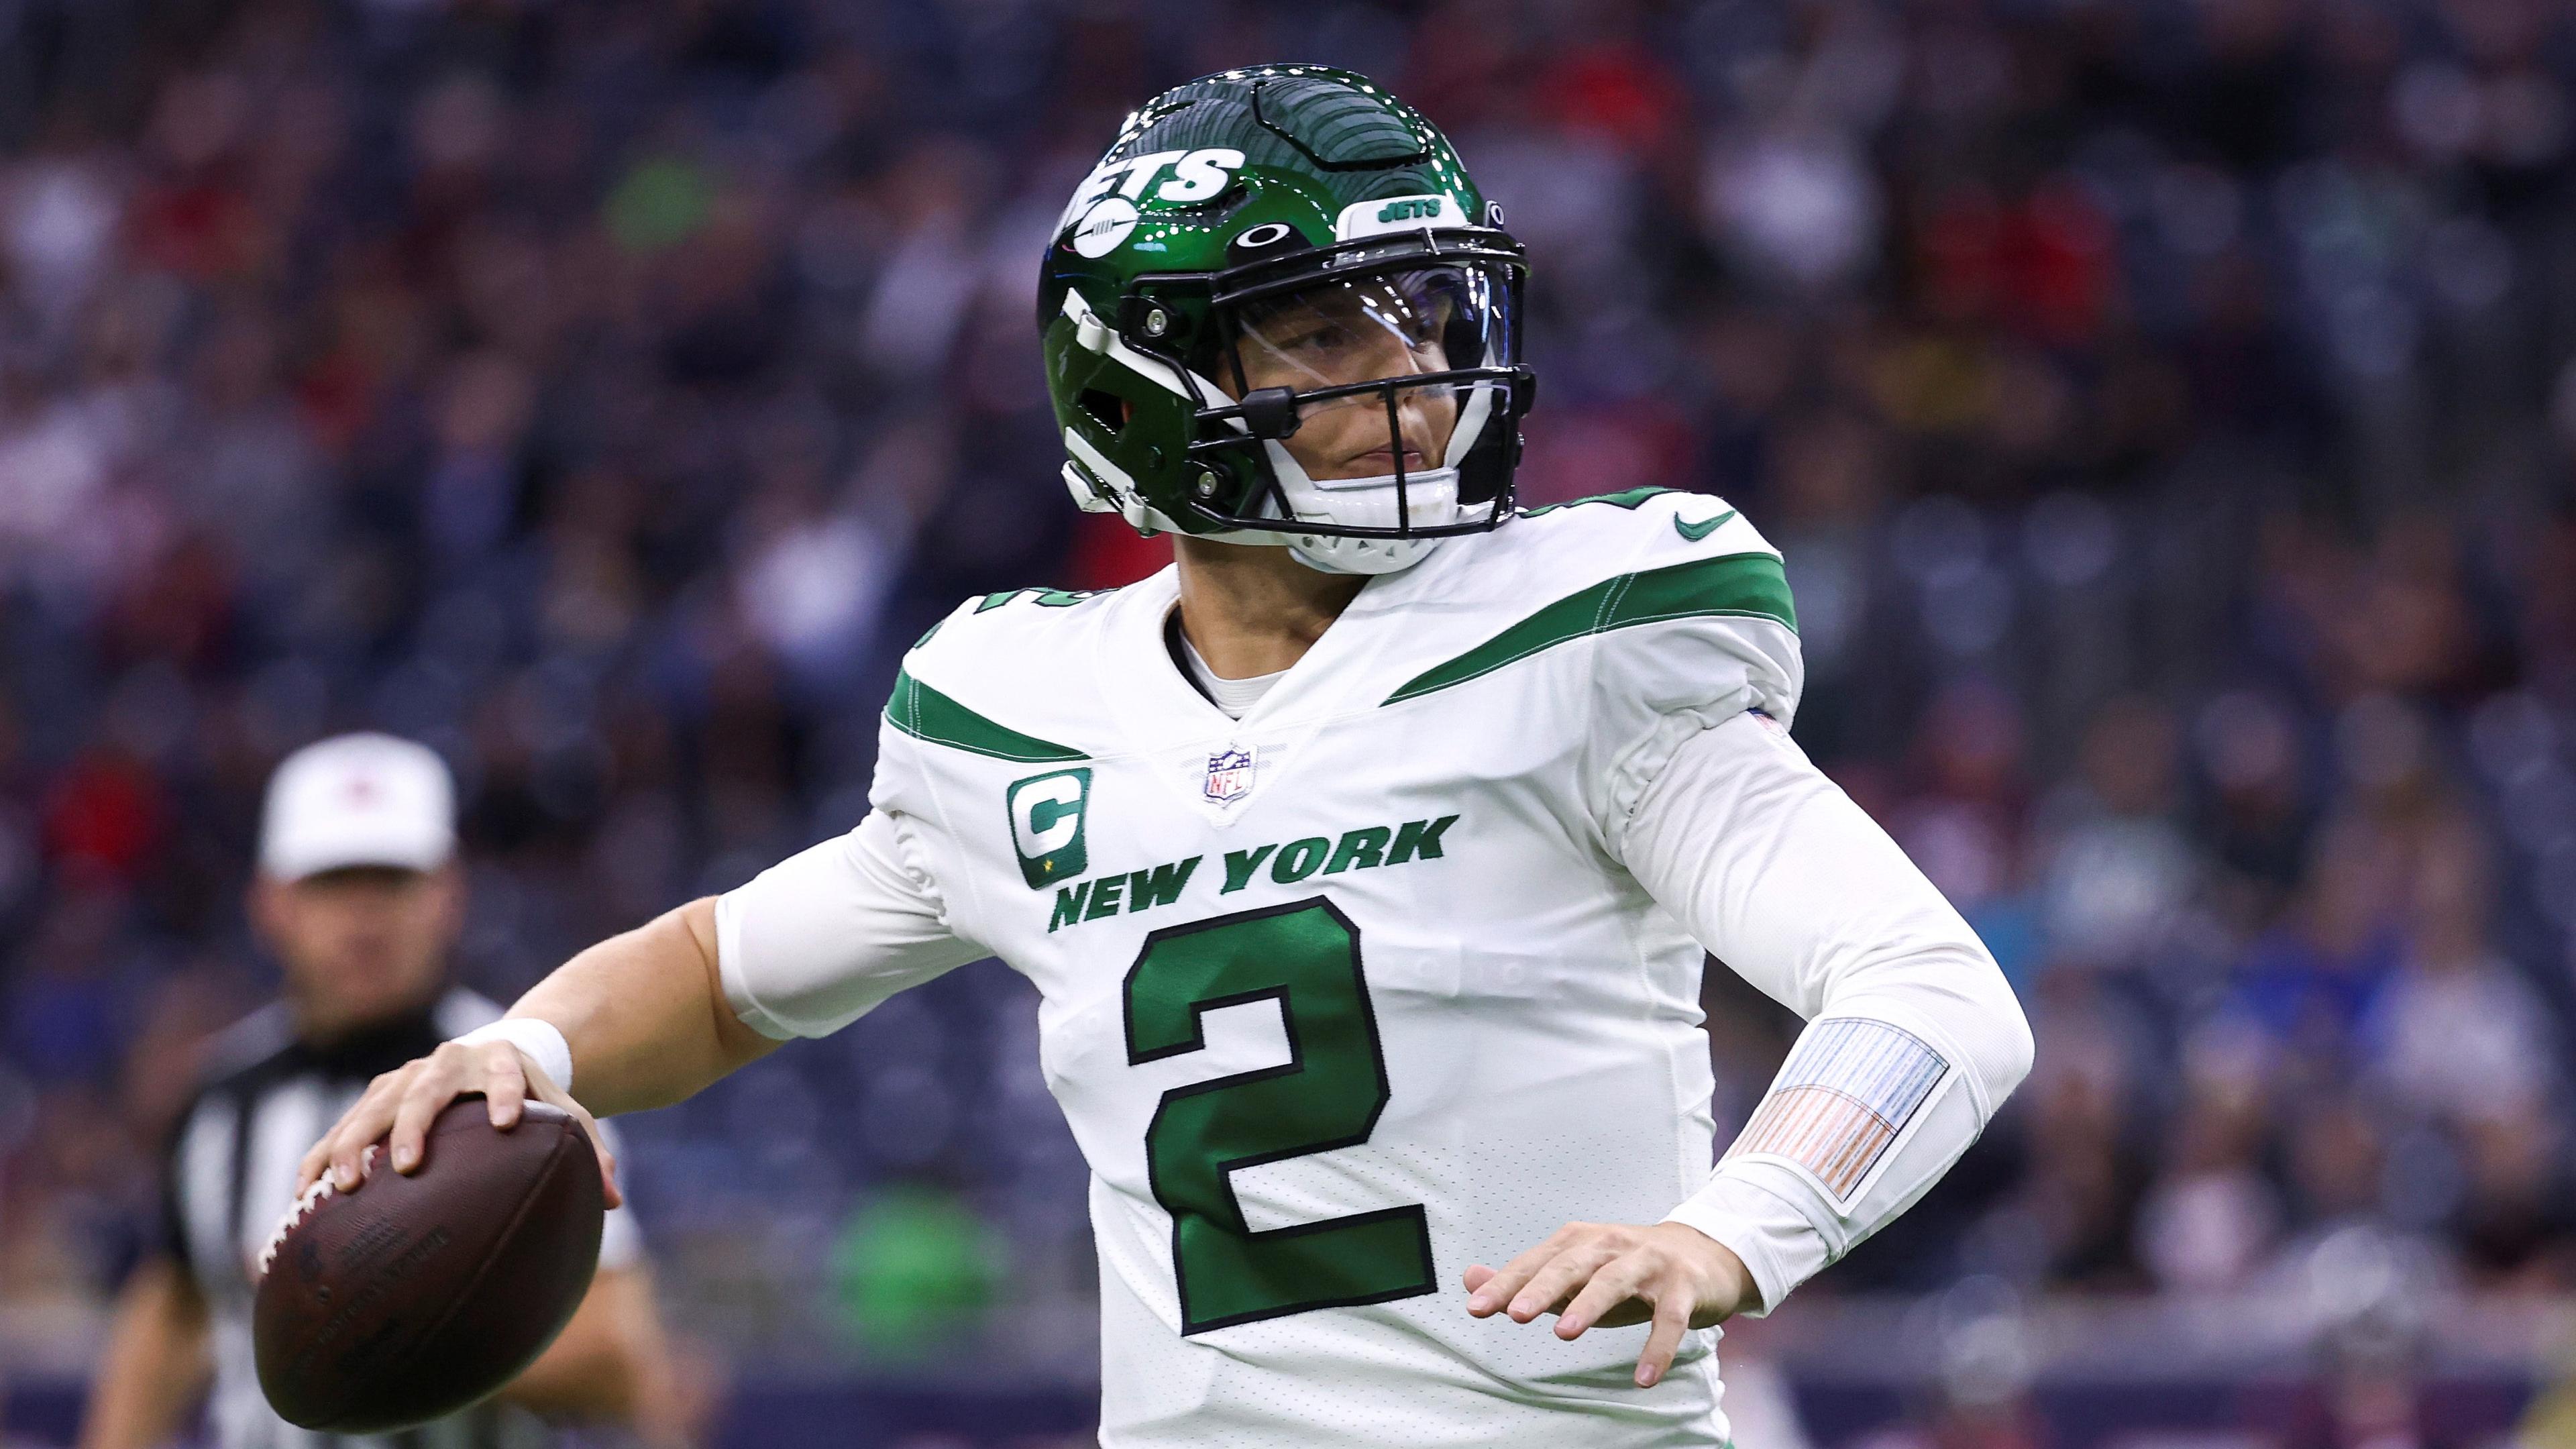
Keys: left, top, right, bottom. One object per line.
{"left": 1671, "top": 1020, "right": 2008, "bottom": 1314}
{"left": 1622, "top": 714, "right": 2034, "bottom": 1312}
{"left": 502, "top": 1267, "right": 645, "bottom": 1422}
{"left": 502, "top": 1336, "right": 638, "bottom": 1419}
{"left": 77, "top": 1260, "right": 209, "bottom": 1449}
{"left": 511, "top": 897, "right": 777, "bottom": 1118}
{"left": 504, "top": 1267, "right": 701, "bottom": 1445}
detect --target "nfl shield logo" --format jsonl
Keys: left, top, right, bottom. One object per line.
{"left": 1202, "top": 747, "right": 1256, "bottom": 804}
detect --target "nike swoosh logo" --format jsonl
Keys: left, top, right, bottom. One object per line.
{"left": 1674, "top": 509, "right": 1738, "bottom": 542}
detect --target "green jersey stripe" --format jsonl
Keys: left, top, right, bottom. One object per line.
{"left": 884, "top": 669, "right": 1089, "bottom": 763}
{"left": 1383, "top": 551, "right": 1796, "bottom": 705}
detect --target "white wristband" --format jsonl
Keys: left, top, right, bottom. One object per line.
{"left": 452, "top": 1018, "right": 576, "bottom": 1095}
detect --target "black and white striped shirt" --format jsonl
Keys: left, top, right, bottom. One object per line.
{"left": 159, "top": 988, "right": 641, "bottom": 1449}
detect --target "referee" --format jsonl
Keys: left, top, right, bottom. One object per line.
{"left": 79, "top": 733, "right": 699, "bottom": 1449}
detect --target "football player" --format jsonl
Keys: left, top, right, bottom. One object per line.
{"left": 300, "top": 67, "right": 2031, "bottom": 1446}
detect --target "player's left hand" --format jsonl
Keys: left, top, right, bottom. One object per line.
{"left": 1463, "top": 1221, "right": 1757, "bottom": 1389}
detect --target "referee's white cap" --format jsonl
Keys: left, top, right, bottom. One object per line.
{"left": 258, "top": 733, "right": 456, "bottom": 881}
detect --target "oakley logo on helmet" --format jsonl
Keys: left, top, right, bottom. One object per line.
{"left": 1226, "top": 221, "right": 1305, "bottom": 266}
{"left": 1057, "top": 147, "right": 1247, "bottom": 237}
{"left": 1334, "top": 193, "right": 1465, "bottom": 241}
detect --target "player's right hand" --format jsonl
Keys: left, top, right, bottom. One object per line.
{"left": 294, "top": 1039, "right": 623, "bottom": 1208}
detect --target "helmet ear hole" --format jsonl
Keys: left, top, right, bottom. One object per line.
{"left": 1077, "top": 388, "right": 1128, "bottom": 433}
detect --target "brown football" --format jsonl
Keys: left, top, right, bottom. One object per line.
{"left": 252, "top": 1097, "right": 604, "bottom": 1432}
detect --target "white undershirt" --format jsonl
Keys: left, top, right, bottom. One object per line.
{"left": 1177, "top": 633, "right": 1286, "bottom": 720}
{"left": 711, "top": 710, "right": 2033, "bottom": 1317}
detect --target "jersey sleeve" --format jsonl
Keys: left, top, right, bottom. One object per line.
{"left": 1574, "top": 496, "right": 1805, "bottom": 845}
{"left": 1617, "top": 712, "right": 2033, "bottom": 1315}
{"left": 714, "top": 808, "right": 989, "bottom": 1040}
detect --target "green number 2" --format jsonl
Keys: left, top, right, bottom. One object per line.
{"left": 1123, "top": 898, "right": 1436, "bottom": 1334}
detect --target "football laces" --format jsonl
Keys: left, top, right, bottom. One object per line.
{"left": 256, "top": 1144, "right": 374, "bottom": 1277}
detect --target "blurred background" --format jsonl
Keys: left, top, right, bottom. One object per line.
{"left": 4, "top": 0, "right": 2576, "bottom": 1445}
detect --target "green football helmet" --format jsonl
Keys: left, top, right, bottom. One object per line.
{"left": 1038, "top": 64, "right": 1538, "bottom": 574}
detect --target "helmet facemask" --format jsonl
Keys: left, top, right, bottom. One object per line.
{"left": 1172, "top": 239, "right": 1531, "bottom": 574}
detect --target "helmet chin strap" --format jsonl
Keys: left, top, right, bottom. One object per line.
{"left": 1291, "top": 482, "right": 1463, "bottom": 576}
{"left": 1244, "top": 446, "right": 1461, "bottom": 576}
{"left": 1250, "top": 378, "right": 1502, "bottom": 575}
{"left": 1291, "top": 534, "right": 1444, "bottom": 574}
{"left": 1198, "top": 508, "right": 1461, "bottom": 576}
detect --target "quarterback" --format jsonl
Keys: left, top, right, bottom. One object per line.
{"left": 303, "top": 67, "right": 2031, "bottom": 1446}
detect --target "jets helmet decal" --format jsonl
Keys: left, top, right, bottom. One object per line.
{"left": 1038, "top": 65, "right": 1538, "bottom": 576}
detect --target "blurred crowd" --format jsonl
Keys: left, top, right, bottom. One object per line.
{"left": 3, "top": 0, "right": 2576, "bottom": 1372}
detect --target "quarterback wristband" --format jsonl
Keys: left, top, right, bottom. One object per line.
{"left": 451, "top": 1018, "right": 576, "bottom": 1094}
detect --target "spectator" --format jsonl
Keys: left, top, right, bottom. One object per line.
{"left": 2361, "top": 823, "right": 2558, "bottom": 1124}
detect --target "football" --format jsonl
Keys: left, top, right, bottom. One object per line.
{"left": 252, "top": 1097, "right": 605, "bottom": 1432}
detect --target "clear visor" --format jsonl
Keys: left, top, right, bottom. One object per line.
{"left": 1224, "top": 264, "right": 1513, "bottom": 484}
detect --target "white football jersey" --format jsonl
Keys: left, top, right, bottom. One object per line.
{"left": 743, "top": 490, "right": 1802, "bottom": 1447}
